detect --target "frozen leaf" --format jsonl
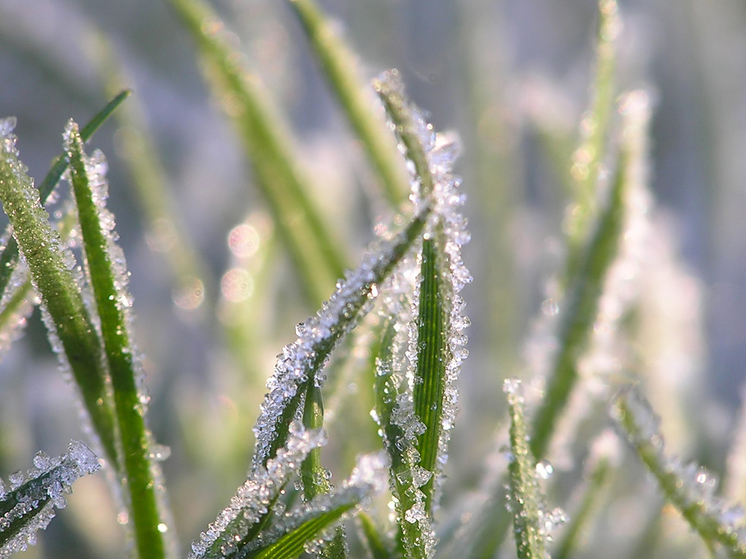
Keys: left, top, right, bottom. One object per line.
{"left": 0, "top": 441, "right": 100, "bottom": 558}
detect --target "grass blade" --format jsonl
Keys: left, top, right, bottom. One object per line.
{"left": 504, "top": 379, "right": 565, "bottom": 559}
{"left": 0, "top": 118, "right": 120, "bottom": 470}
{"left": 246, "top": 452, "right": 388, "bottom": 559}
{"left": 251, "top": 205, "right": 428, "bottom": 471}
{"left": 300, "top": 385, "right": 347, "bottom": 558}
{"left": 614, "top": 387, "right": 746, "bottom": 557}
{"left": 373, "top": 317, "right": 435, "bottom": 559}
{"left": 188, "top": 423, "right": 327, "bottom": 559}
{"left": 286, "top": 0, "right": 409, "bottom": 206}
{"left": 528, "top": 141, "right": 628, "bottom": 460}
{"left": 0, "top": 90, "right": 131, "bottom": 300}
{"left": 0, "top": 441, "right": 100, "bottom": 557}
{"left": 564, "top": 0, "right": 620, "bottom": 276}
{"left": 357, "top": 512, "right": 394, "bottom": 559}
{"left": 65, "top": 122, "right": 170, "bottom": 559}
{"left": 167, "top": 0, "right": 348, "bottom": 307}
{"left": 412, "top": 238, "right": 448, "bottom": 515}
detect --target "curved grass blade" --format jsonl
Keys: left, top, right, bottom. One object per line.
{"left": 251, "top": 205, "right": 428, "bottom": 471}
{"left": 286, "top": 0, "right": 409, "bottom": 206}
{"left": 373, "top": 71, "right": 434, "bottom": 201}
{"left": 167, "top": 0, "right": 348, "bottom": 307}
{"left": 0, "top": 90, "right": 131, "bottom": 299}
{"left": 0, "top": 118, "right": 120, "bottom": 470}
{"left": 412, "top": 237, "right": 447, "bottom": 515}
{"left": 0, "top": 440, "right": 100, "bottom": 558}
{"left": 65, "top": 122, "right": 169, "bottom": 559}
{"left": 614, "top": 387, "right": 746, "bottom": 557}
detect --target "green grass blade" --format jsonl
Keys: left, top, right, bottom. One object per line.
{"left": 0, "top": 441, "right": 100, "bottom": 557}
{"left": 286, "top": 0, "right": 409, "bottom": 206}
{"left": 251, "top": 206, "right": 428, "bottom": 470}
{"left": 357, "top": 512, "right": 394, "bottom": 559}
{"left": 0, "top": 90, "right": 131, "bottom": 303}
{"left": 564, "top": 0, "right": 619, "bottom": 277}
{"left": 189, "top": 423, "right": 327, "bottom": 559}
{"left": 0, "top": 118, "right": 120, "bottom": 470}
{"left": 245, "top": 501, "right": 356, "bottom": 559}
{"left": 300, "top": 385, "right": 347, "bottom": 559}
{"left": 614, "top": 387, "right": 746, "bottom": 557}
{"left": 65, "top": 121, "right": 169, "bottom": 559}
{"left": 374, "top": 72, "right": 434, "bottom": 200}
{"left": 504, "top": 379, "right": 558, "bottom": 559}
{"left": 412, "top": 237, "right": 447, "bottom": 515}
{"left": 529, "top": 146, "right": 628, "bottom": 460}
{"left": 167, "top": 0, "right": 348, "bottom": 307}
{"left": 373, "top": 316, "right": 435, "bottom": 559}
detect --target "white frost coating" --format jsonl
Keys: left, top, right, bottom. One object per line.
{"left": 251, "top": 202, "right": 427, "bottom": 471}
{"left": 188, "top": 422, "right": 326, "bottom": 559}
{"left": 0, "top": 440, "right": 100, "bottom": 558}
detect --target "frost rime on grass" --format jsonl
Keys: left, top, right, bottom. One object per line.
{"left": 0, "top": 441, "right": 100, "bottom": 558}
{"left": 614, "top": 388, "right": 746, "bottom": 557}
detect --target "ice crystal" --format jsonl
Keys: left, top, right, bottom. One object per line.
{"left": 189, "top": 422, "right": 326, "bottom": 559}
{"left": 0, "top": 441, "right": 100, "bottom": 558}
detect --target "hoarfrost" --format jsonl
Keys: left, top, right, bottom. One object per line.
{"left": 189, "top": 422, "right": 325, "bottom": 559}
{"left": 0, "top": 441, "right": 100, "bottom": 558}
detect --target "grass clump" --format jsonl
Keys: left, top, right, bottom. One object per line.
{"left": 0, "top": 0, "right": 744, "bottom": 558}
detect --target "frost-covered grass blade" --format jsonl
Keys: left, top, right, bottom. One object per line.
{"left": 168, "top": 0, "right": 348, "bottom": 307}
{"left": 614, "top": 387, "right": 746, "bottom": 558}
{"left": 0, "top": 90, "right": 131, "bottom": 300}
{"left": 65, "top": 121, "right": 169, "bottom": 559}
{"left": 504, "top": 379, "right": 565, "bottom": 559}
{"left": 251, "top": 206, "right": 428, "bottom": 471}
{"left": 412, "top": 237, "right": 448, "bottom": 515}
{"left": 0, "top": 441, "right": 100, "bottom": 558}
{"left": 0, "top": 118, "right": 120, "bottom": 470}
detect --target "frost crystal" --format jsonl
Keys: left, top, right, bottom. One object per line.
{"left": 189, "top": 422, "right": 326, "bottom": 559}
{"left": 0, "top": 441, "right": 100, "bottom": 558}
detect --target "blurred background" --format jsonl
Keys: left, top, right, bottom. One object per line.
{"left": 1, "top": 0, "right": 746, "bottom": 557}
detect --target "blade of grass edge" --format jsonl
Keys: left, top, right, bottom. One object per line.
{"left": 0, "top": 120, "right": 120, "bottom": 470}
{"left": 66, "top": 122, "right": 169, "bottom": 559}
{"left": 167, "top": 0, "right": 348, "bottom": 308}
{"left": 286, "top": 0, "right": 409, "bottom": 207}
